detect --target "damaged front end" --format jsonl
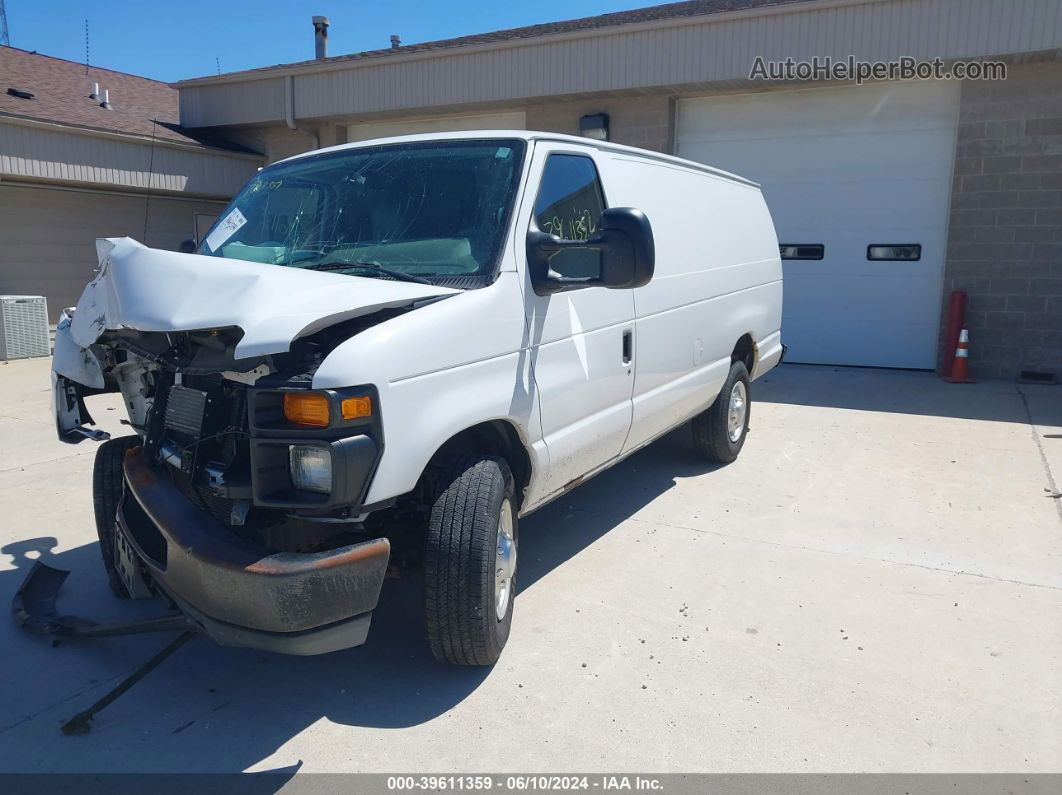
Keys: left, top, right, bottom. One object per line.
{"left": 44, "top": 237, "right": 455, "bottom": 654}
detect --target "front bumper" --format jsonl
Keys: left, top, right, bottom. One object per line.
{"left": 117, "top": 448, "right": 390, "bottom": 655}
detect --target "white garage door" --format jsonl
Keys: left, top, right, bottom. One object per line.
{"left": 676, "top": 81, "right": 959, "bottom": 368}
{"left": 0, "top": 183, "right": 226, "bottom": 321}
{"left": 347, "top": 111, "right": 526, "bottom": 143}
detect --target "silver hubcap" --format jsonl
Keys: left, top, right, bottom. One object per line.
{"left": 727, "top": 380, "right": 747, "bottom": 443}
{"left": 495, "top": 500, "right": 516, "bottom": 621}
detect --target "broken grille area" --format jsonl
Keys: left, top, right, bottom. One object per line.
{"left": 152, "top": 374, "right": 253, "bottom": 528}
{"left": 169, "top": 469, "right": 237, "bottom": 526}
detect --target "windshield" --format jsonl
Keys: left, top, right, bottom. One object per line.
{"left": 197, "top": 138, "right": 526, "bottom": 287}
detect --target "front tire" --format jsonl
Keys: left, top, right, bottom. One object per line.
{"left": 692, "top": 361, "right": 751, "bottom": 463}
{"left": 92, "top": 436, "right": 141, "bottom": 599}
{"left": 424, "top": 455, "right": 517, "bottom": 666}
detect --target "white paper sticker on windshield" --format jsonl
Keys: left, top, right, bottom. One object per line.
{"left": 205, "top": 207, "right": 247, "bottom": 252}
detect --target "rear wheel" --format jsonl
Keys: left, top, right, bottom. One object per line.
{"left": 92, "top": 436, "right": 141, "bottom": 599}
{"left": 424, "top": 455, "right": 517, "bottom": 666}
{"left": 692, "top": 361, "right": 750, "bottom": 463}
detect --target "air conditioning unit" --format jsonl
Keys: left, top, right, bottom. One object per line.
{"left": 0, "top": 295, "right": 51, "bottom": 360}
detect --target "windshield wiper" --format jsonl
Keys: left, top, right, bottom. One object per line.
{"left": 302, "top": 259, "right": 435, "bottom": 285}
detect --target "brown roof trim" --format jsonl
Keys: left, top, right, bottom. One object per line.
{"left": 3, "top": 45, "right": 173, "bottom": 85}
{"left": 0, "top": 112, "right": 263, "bottom": 158}
{"left": 0, "top": 47, "right": 261, "bottom": 153}
{"left": 177, "top": 0, "right": 826, "bottom": 85}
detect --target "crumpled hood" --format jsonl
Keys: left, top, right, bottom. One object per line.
{"left": 70, "top": 237, "right": 459, "bottom": 359}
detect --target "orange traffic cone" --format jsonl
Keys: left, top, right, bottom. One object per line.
{"left": 944, "top": 328, "right": 974, "bottom": 383}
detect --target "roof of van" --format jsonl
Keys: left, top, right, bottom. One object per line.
{"left": 275, "top": 130, "right": 760, "bottom": 190}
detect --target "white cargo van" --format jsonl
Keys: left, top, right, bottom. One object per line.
{"left": 51, "top": 131, "right": 783, "bottom": 665}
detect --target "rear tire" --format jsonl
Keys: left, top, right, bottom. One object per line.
{"left": 692, "top": 361, "right": 750, "bottom": 464}
{"left": 92, "top": 436, "right": 140, "bottom": 599}
{"left": 424, "top": 455, "right": 517, "bottom": 666}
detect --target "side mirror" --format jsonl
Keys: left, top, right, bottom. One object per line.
{"left": 527, "top": 207, "right": 655, "bottom": 296}
{"left": 178, "top": 238, "right": 198, "bottom": 254}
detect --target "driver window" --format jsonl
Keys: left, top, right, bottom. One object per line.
{"left": 534, "top": 155, "right": 606, "bottom": 242}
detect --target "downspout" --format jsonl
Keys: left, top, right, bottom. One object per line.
{"left": 285, "top": 74, "right": 319, "bottom": 150}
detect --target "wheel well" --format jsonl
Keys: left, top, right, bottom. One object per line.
{"left": 429, "top": 420, "right": 532, "bottom": 507}
{"left": 732, "top": 334, "right": 756, "bottom": 374}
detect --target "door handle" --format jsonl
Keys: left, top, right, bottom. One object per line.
{"left": 622, "top": 329, "right": 633, "bottom": 365}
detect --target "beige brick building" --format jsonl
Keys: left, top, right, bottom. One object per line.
{"left": 7, "top": 0, "right": 1060, "bottom": 378}
{"left": 0, "top": 47, "right": 263, "bottom": 319}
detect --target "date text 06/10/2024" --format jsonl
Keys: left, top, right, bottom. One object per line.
{"left": 386, "top": 776, "right": 665, "bottom": 791}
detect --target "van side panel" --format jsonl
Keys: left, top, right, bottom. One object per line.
{"left": 312, "top": 272, "right": 546, "bottom": 507}
{"left": 598, "top": 155, "right": 782, "bottom": 453}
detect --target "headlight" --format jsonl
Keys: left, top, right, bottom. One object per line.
{"left": 289, "top": 445, "right": 332, "bottom": 494}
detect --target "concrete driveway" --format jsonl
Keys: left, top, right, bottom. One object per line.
{"left": 0, "top": 357, "right": 1059, "bottom": 773}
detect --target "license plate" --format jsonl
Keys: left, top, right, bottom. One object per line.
{"left": 114, "top": 525, "right": 151, "bottom": 599}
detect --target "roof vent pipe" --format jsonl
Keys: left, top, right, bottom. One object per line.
{"left": 390, "top": 35, "right": 401, "bottom": 49}
{"left": 89, "top": 82, "right": 99, "bottom": 100}
{"left": 99, "top": 89, "right": 111, "bottom": 109}
{"left": 312, "top": 16, "right": 330, "bottom": 59}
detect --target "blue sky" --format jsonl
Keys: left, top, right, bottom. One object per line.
{"left": 6, "top": 1, "right": 656, "bottom": 82}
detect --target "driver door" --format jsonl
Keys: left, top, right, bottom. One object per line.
{"left": 520, "top": 144, "right": 636, "bottom": 497}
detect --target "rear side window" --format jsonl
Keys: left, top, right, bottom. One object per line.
{"left": 534, "top": 154, "right": 606, "bottom": 242}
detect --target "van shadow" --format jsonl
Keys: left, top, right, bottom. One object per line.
{"left": 757, "top": 362, "right": 1057, "bottom": 424}
{"left": 0, "top": 429, "right": 714, "bottom": 774}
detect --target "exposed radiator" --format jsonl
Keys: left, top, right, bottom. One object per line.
{"left": 0, "top": 295, "right": 50, "bottom": 360}
{"left": 164, "top": 384, "right": 209, "bottom": 438}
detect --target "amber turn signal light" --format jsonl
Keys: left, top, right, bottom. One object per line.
{"left": 341, "top": 396, "right": 372, "bottom": 420}
{"left": 283, "top": 392, "right": 330, "bottom": 427}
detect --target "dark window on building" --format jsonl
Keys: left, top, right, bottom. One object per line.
{"left": 779, "top": 244, "right": 824, "bottom": 260}
{"left": 867, "top": 244, "right": 921, "bottom": 261}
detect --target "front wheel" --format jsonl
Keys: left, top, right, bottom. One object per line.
{"left": 423, "top": 455, "right": 517, "bottom": 666}
{"left": 92, "top": 436, "right": 141, "bottom": 599}
{"left": 692, "top": 361, "right": 751, "bottom": 463}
